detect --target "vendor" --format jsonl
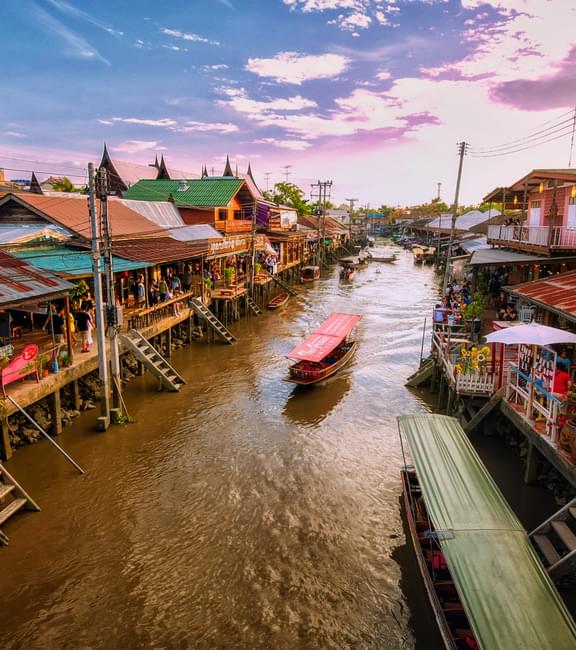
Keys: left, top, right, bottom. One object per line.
{"left": 553, "top": 365, "right": 572, "bottom": 400}
{"left": 556, "top": 348, "right": 572, "bottom": 372}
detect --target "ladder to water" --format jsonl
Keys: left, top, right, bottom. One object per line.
{"left": 245, "top": 296, "right": 261, "bottom": 315}
{"left": 121, "top": 329, "right": 186, "bottom": 391}
{"left": 405, "top": 357, "right": 435, "bottom": 388}
{"left": 190, "top": 298, "right": 237, "bottom": 344}
{"left": 530, "top": 497, "right": 576, "bottom": 579}
{"left": 0, "top": 463, "right": 40, "bottom": 546}
{"left": 264, "top": 271, "right": 298, "bottom": 297}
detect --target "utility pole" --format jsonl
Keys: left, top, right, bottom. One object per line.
{"left": 97, "top": 166, "right": 122, "bottom": 414}
{"left": 442, "top": 142, "right": 469, "bottom": 295}
{"left": 282, "top": 165, "right": 293, "bottom": 183}
{"left": 88, "top": 162, "right": 111, "bottom": 431}
{"left": 311, "top": 180, "right": 333, "bottom": 266}
{"left": 345, "top": 197, "right": 358, "bottom": 243}
{"left": 436, "top": 182, "right": 442, "bottom": 201}
{"left": 264, "top": 172, "right": 272, "bottom": 192}
{"left": 250, "top": 196, "right": 258, "bottom": 297}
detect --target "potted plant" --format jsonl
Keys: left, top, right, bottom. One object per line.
{"left": 60, "top": 352, "right": 72, "bottom": 368}
{"left": 255, "top": 261, "right": 262, "bottom": 275}
{"left": 224, "top": 266, "right": 236, "bottom": 287}
{"left": 37, "top": 353, "right": 50, "bottom": 378}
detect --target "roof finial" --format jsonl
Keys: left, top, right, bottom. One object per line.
{"left": 29, "top": 172, "right": 43, "bottom": 194}
{"left": 247, "top": 162, "right": 255, "bottom": 183}
{"left": 202, "top": 165, "right": 208, "bottom": 179}
{"left": 223, "top": 155, "right": 233, "bottom": 177}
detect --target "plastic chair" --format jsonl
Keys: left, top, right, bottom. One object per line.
{"left": 518, "top": 306, "right": 535, "bottom": 323}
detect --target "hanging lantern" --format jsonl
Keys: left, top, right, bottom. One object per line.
{"left": 539, "top": 182, "right": 545, "bottom": 193}
{"left": 571, "top": 185, "right": 576, "bottom": 199}
{"left": 513, "top": 195, "right": 518, "bottom": 205}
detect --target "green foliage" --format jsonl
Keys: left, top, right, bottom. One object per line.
{"left": 464, "top": 294, "right": 485, "bottom": 320}
{"left": 113, "top": 410, "right": 131, "bottom": 426}
{"left": 51, "top": 177, "right": 78, "bottom": 193}
{"left": 265, "top": 182, "right": 314, "bottom": 215}
{"left": 224, "top": 266, "right": 235, "bottom": 284}
{"left": 70, "top": 279, "right": 89, "bottom": 301}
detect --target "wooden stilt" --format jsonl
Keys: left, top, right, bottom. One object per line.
{"left": 49, "top": 389, "right": 62, "bottom": 436}
{"left": 166, "top": 328, "right": 172, "bottom": 358}
{"left": 0, "top": 418, "right": 12, "bottom": 461}
{"left": 71, "top": 380, "right": 81, "bottom": 411}
{"left": 524, "top": 442, "right": 540, "bottom": 485}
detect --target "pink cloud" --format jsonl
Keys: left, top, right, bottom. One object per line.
{"left": 490, "top": 45, "right": 576, "bottom": 110}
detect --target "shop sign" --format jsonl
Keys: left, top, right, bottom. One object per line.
{"left": 208, "top": 235, "right": 267, "bottom": 257}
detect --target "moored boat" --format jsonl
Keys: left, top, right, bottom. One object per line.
{"left": 369, "top": 255, "right": 397, "bottom": 263}
{"left": 340, "top": 264, "right": 355, "bottom": 281}
{"left": 300, "top": 265, "right": 320, "bottom": 282}
{"left": 267, "top": 293, "right": 289, "bottom": 309}
{"left": 283, "top": 312, "right": 362, "bottom": 385}
{"left": 398, "top": 414, "right": 576, "bottom": 650}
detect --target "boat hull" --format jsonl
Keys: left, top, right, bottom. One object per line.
{"left": 401, "top": 468, "right": 472, "bottom": 650}
{"left": 268, "top": 293, "right": 289, "bottom": 309}
{"left": 283, "top": 341, "right": 357, "bottom": 385}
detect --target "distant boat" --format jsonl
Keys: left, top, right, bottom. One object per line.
{"left": 340, "top": 266, "right": 355, "bottom": 281}
{"left": 369, "top": 254, "right": 397, "bottom": 263}
{"left": 284, "top": 312, "right": 362, "bottom": 386}
{"left": 267, "top": 293, "right": 289, "bottom": 309}
{"left": 300, "top": 266, "right": 320, "bottom": 282}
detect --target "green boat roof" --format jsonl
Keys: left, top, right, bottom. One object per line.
{"left": 12, "top": 247, "right": 151, "bottom": 278}
{"left": 398, "top": 414, "right": 576, "bottom": 650}
{"left": 123, "top": 178, "right": 244, "bottom": 207}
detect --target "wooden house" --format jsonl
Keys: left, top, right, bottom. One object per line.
{"left": 485, "top": 169, "right": 576, "bottom": 255}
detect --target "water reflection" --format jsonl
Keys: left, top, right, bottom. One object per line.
{"left": 283, "top": 375, "right": 351, "bottom": 427}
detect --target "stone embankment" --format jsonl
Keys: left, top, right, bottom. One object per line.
{"left": 5, "top": 325, "right": 204, "bottom": 449}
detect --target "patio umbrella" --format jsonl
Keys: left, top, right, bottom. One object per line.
{"left": 484, "top": 323, "right": 576, "bottom": 346}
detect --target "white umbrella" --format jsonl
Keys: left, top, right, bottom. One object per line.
{"left": 484, "top": 322, "right": 576, "bottom": 346}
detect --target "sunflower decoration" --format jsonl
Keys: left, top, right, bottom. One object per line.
{"left": 456, "top": 345, "right": 490, "bottom": 374}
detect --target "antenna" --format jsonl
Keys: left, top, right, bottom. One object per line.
{"left": 282, "top": 165, "right": 293, "bottom": 182}
{"left": 264, "top": 171, "right": 272, "bottom": 192}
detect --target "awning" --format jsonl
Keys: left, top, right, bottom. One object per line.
{"left": 398, "top": 414, "right": 576, "bottom": 650}
{"left": 287, "top": 312, "right": 362, "bottom": 361}
{"left": 506, "top": 270, "right": 576, "bottom": 324}
{"left": 468, "top": 249, "right": 549, "bottom": 267}
{"left": 12, "top": 247, "right": 152, "bottom": 278}
{"left": 0, "top": 250, "right": 73, "bottom": 308}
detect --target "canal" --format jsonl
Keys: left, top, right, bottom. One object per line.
{"left": 0, "top": 247, "right": 564, "bottom": 648}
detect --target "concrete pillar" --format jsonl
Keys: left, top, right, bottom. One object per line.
{"left": 524, "top": 442, "right": 540, "bottom": 485}
{"left": 446, "top": 388, "right": 454, "bottom": 415}
{"left": 50, "top": 389, "right": 62, "bottom": 436}
{"left": 0, "top": 418, "right": 12, "bottom": 460}
{"left": 71, "top": 380, "right": 81, "bottom": 411}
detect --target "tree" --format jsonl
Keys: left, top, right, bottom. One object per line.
{"left": 51, "top": 176, "right": 78, "bottom": 192}
{"left": 264, "top": 182, "right": 314, "bottom": 215}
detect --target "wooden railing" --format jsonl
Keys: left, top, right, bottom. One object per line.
{"left": 487, "top": 224, "right": 576, "bottom": 250}
{"left": 507, "top": 364, "right": 562, "bottom": 442}
{"left": 127, "top": 289, "right": 199, "bottom": 330}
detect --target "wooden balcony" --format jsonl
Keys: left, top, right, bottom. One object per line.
{"left": 215, "top": 219, "right": 253, "bottom": 235}
{"left": 487, "top": 224, "right": 576, "bottom": 255}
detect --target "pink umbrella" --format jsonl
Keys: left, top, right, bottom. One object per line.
{"left": 484, "top": 323, "right": 576, "bottom": 346}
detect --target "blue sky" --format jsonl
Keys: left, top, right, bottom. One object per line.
{"left": 1, "top": 0, "right": 575, "bottom": 206}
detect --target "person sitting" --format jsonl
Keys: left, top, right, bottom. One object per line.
{"left": 556, "top": 349, "right": 572, "bottom": 372}
{"left": 503, "top": 305, "right": 517, "bottom": 321}
{"left": 552, "top": 366, "right": 572, "bottom": 400}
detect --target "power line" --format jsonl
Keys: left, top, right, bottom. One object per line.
{"left": 469, "top": 129, "right": 573, "bottom": 158}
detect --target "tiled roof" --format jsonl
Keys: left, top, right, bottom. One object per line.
{"left": 123, "top": 178, "right": 244, "bottom": 207}
{"left": 507, "top": 270, "right": 576, "bottom": 323}
{"left": 109, "top": 159, "right": 158, "bottom": 187}
{"left": 297, "top": 214, "right": 348, "bottom": 235}
{"left": 0, "top": 250, "right": 73, "bottom": 307}
{"left": 0, "top": 193, "right": 162, "bottom": 240}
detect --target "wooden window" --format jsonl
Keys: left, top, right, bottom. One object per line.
{"left": 217, "top": 209, "right": 227, "bottom": 221}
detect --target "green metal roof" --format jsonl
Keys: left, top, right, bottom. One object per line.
{"left": 123, "top": 178, "right": 244, "bottom": 207}
{"left": 398, "top": 414, "right": 576, "bottom": 650}
{"left": 12, "top": 247, "right": 151, "bottom": 278}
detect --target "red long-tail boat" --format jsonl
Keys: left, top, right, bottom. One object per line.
{"left": 283, "top": 312, "right": 362, "bottom": 385}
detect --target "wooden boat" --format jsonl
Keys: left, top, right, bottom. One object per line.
{"left": 398, "top": 414, "right": 576, "bottom": 650}
{"left": 283, "top": 312, "right": 362, "bottom": 385}
{"left": 267, "top": 293, "right": 289, "bottom": 309}
{"left": 300, "top": 265, "right": 320, "bottom": 282}
{"left": 369, "top": 255, "right": 397, "bottom": 263}
{"left": 340, "top": 266, "right": 354, "bottom": 281}
{"left": 412, "top": 246, "right": 425, "bottom": 264}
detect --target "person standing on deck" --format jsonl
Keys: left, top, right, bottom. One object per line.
{"left": 75, "top": 304, "right": 93, "bottom": 353}
{"left": 159, "top": 277, "right": 169, "bottom": 302}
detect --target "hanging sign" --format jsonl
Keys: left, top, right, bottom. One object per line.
{"left": 518, "top": 344, "right": 533, "bottom": 389}
{"left": 534, "top": 346, "right": 556, "bottom": 394}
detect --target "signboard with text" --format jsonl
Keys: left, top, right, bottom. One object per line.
{"left": 207, "top": 235, "right": 267, "bottom": 258}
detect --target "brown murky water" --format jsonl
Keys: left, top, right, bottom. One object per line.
{"left": 0, "top": 247, "right": 562, "bottom": 649}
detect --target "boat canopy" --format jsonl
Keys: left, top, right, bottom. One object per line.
{"left": 287, "top": 312, "right": 362, "bottom": 362}
{"left": 398, "top": 414, "right": 576, "bottom": 650}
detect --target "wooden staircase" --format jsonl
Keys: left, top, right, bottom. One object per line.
{"left": 405, "top": 357, "right": 435, "bottom": 388}
{"left": 530, "top": 498, "right": 576, "bottom": 579}
{"left": 121, "top": 330, "right": 186, "bottom": 392}
{"left": 245, "top": 296, "right": 262, "bottom": 315}
{"left": 190, "top": 298, "right": 237, "bottom": 344}
{"left": 0, "top": 463, "right": 40, "bottom": 545}
{"left": 265, "top": 271, "right": 298, "bottom": 297}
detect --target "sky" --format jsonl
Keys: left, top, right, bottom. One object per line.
{"left": 1, "top": 0, "right": 576, "bottom": 207}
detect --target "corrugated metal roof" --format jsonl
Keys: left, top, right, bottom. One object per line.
{"left": 426, "top": 209, "right": 501, "bottom": 231}
{"left": 12, "top": 247, "right": 152, "bottom": 277}
{"left": 115, "top": 198, "right": 183, "bottom": 228}
{"left": 107, "top": 238, "right": 209, "bottom": 264}
{"left": 0, "top": 250, "right": 73, "bottom": 306}
{"left": 468, "top": 249, "right": 545, "bottom": 266}
{"left": 168, "top": 224, "right": 223, "bottom": 242}
{"left": 0, "top": 224, "right": 70, "bottom": 245}
{"left": 123, "top": 178, "right": 244, "bottom": 207}
{"left": 109, "top": 159, "right": 158, "bottom": 187}
{"left": 0, "top": 193, "right": 162, "bottom": 239}
{"left": 507, "top": 270, "right": 576, "bottom": 323}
